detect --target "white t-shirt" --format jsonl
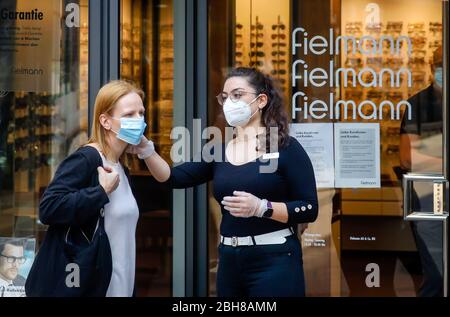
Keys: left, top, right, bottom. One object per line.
{"left": 98, "top": 152, "right": 139, "bottom": 297}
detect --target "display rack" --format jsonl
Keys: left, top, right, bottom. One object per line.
{"left": 341, "top": 19, "right": 443, "bottom": 182}
{"left": 270, "top": 15, "right": 287, "bottom": 88}
{"left": 249, "top": 16, "right": 264, "bottom": 70}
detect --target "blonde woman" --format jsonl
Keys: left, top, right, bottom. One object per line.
{"left": 25, "top": 80, "right": 166, "bottom": 297}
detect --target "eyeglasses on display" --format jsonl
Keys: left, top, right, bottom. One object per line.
{"left": 216, "top": 90, "right": 258, "bottom": 106}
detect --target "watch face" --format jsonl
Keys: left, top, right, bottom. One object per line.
{"left": 263, "top": 208, "right": 273, "bottom": 218}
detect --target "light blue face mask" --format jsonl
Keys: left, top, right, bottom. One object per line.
{"left": 111, "top": 117, "right": 147, "bottom": 145}
{"left": 434, "top": 67, "right": 443, "bottom": 88}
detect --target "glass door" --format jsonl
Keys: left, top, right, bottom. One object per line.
{"left": 0, "top": 0, "right": 89, "bottom": 297}
{"left": 120, "top": 0, "right": 174, "bottom": 297}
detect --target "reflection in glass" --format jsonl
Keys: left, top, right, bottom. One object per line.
{"left": 0, "top": 0, "right": 89, "bottom": 248}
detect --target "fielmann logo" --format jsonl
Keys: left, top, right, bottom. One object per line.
{"left": 290, "top": 3, "right": 413, "bottom": 123}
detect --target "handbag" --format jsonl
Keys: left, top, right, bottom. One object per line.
{"left": 25, "top": 208, "right": 112, "bottom": 297}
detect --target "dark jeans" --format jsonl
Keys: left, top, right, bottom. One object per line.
{"left": 216, "top": 234, "right": 305, "bottom": 297}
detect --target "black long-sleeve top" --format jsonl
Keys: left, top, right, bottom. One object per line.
{"left": 39, "top": 146, "right": 110, "bottom": 228}
{"left": 164, "top": 136, "right": 319, "bottom": 236}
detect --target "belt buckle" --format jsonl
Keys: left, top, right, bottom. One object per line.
{"left": 231, "top": 237, "right": 238, "bottom": 247}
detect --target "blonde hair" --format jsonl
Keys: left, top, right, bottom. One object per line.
{"left": 87, "top": 80, "right": 145, "bottom": 160}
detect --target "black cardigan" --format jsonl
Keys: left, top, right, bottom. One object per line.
{"left": 27, "top": 146, "right": 126, "bottom": 297}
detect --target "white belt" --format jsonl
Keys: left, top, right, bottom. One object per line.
{"left": 220, "top": 228, "right": 294, "bottom": 247}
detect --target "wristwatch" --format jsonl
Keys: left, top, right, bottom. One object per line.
{"left": 262, "top": 200, "right": 274, "bottom": 218}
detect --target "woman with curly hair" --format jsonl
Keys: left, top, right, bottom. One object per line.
{"left": 132, "top": 67, "right": 318, "bottom": 297}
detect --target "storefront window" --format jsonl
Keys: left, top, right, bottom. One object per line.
{"left": 0, "top": 0, "right": 89, "bottom": 296}
{"left": 208, "top": 0, "right": 445, "bottom": 297}
{"left": 120, "top": 0, "right": 173, "bottom": 297}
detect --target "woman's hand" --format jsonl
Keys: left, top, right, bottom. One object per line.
{"left": 129, "top": 136, "right": 170, "bottom": 182}
{"left": 98, "top": 166, "right": 120, "bottom": 194}
{"left": 126, "top": 136, "right": 155, "bottom": 159}
{"left": 221, "top": 191, "right": 266, "bottom": 218}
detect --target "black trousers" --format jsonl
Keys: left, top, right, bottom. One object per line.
{"left": 411, "top": 220, "right": 443, "bottom": 297}
{"left": 216, "top": 234, "right": 305, "bottom": 297}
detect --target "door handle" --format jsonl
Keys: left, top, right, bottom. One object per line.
{"left": 402, "top": 173, "right": 448, "bottom": 297}
{"left": 402, "top": 173, "right": 448, "bottom": 221}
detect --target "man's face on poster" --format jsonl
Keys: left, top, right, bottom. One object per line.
{"left": 0, "top": 244, "right": 25, "bottom": 282}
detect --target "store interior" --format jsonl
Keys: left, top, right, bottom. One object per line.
{"left": 207, "top": 0, "right": 444, "bottom": 297}
{"left": 120, "top": 0, "right": 174, "bottom": 296}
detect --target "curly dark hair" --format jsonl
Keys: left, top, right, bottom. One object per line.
{"left": 225, "top": 67, "right": 290, "bottom": 151}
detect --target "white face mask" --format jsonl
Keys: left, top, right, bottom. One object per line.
{"left": 223, "top": 95, "right": 260, "bottom": 127}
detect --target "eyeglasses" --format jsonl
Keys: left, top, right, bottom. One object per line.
{"left": 271, "top": 69, "right": 287, "bottom": 75}
{"left": 429, "top": 22, "right": 442, "bottom": 33}
{"left": 345, "top": 90, "right": 363, "bottom": 100}
{"left": 344, "top": 57, "right": 362, "bottom": 68}
{"left": 366, "top": 90, "right": 383, "bottom": 100}
{"left": 365, "top": 23, "right": 382, "bottom": 33}
{"left": 272, "top": 51, "right": 286, "bottom": 56}
{"left": 429, "top": 40, "right": 441, "bottom": 49}
{"left": 249, "top": 51, "right": 265, "bottom": 57}
{"left": 251, "top": 42, "right": 264, "bottom": 48}
{"left": 386, "top": 144, "right": 400, "bottom": 155}
{"left": 408, "top": 57, "right": 426, "bottom": 66}
{"left": 385, "top": 92, "right": 404, "bottom": 103}
{"left": 272, "top": 42, "right": 286, "bottom": 47}
{"left": 271, "top": 60, "right": 286, "bottom": 65}
{"left": 216, "top": 90, "right": 258, "bottom": 106}
{"left": 236, "top": 23, "right": 243, "bottom": 29}
{"left": 363, "top": 73, "right": 374, "bottom": 83}
{"left": 409, "top": 30, "right": 426, "bottom": 37}
{"left": 362, "top": 39, "right": 377, "bottom": 50}
{"left": 271, "top": 34, "right": 286, "bottom": 40}
{"left": 0, "top": 254, "right": 26, "bottom": 265}
{"left": 385, "top": 38, "right": 405, "bottom": 49}
{"left": 408, "top": 23, "right": 425, "bottom": 32}
{"left": 385, "top": 57, "right": 403, "bottom": 69}
{"left": 411, "top": 49, "right": 427, "bottom": 58}
{"left": 251, "top": 23, "right": 264, "bottom": 30}
{"left": 272, "top": 24, "right": 286, "bottom": 30}
{"left": 386, "top": 21, "right": 403, "bottom": 32}
{"left": 366, "top": 57, "right": 383, "bottom": 67}
{"left": 250, "top": 61, "right": 264, "bottom": 67}
{"left": 251, "top": 33, "right": 264, "bottom": 38}
{"left": 410, "top": 37, "right": 427, "bottom": 48}
{"left": 345, "top": 22, "right": 362, "bottom": 34}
